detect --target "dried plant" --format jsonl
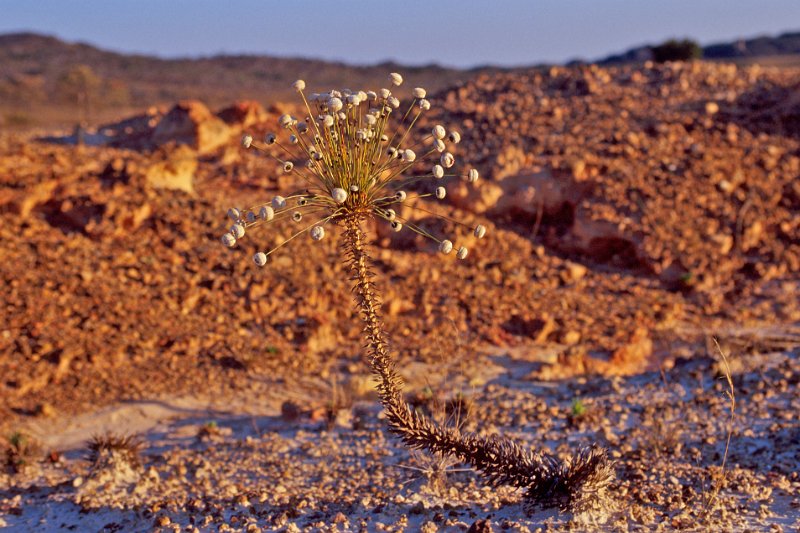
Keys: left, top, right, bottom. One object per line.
{"left": 220, "top": 73, "right": 614, "bottom": 510}
{"left": 86, "top": 432, "right": 143, "bottom": 470}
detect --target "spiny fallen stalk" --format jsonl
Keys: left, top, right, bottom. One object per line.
{"left": 342, "top": 213, "right": 614, "bottom": 509}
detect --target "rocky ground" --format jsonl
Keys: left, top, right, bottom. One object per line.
{"left": 1, "top": 60, "right": 799, "bottom": 531}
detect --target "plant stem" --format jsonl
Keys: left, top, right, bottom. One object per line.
{"left": 342, "top": 214, "right": 614, "bottom": 510}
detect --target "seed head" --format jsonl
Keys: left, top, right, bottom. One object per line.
{"left": 332, "top": 188, "right": 348, "bottom": 204}
{"left": 441, "top": 152, "right": 455, "bottom": 168}
{"left": 468, "top": 168, "right": 479, "bottom": 183}
{"left": 259, "top": 206, "right": 275, "bottom": 221}
{"left": 310, "top": 226, "right": 325, "bottom": 241}
{"left": 253, "top": 252, "right": 268, "bottom": 266}
{"left": 439, "top": 240, "right": 453, "bottom": 254}
{"left": 328, "top": 97, "right": 343, "bottom": 112}
{"left": 222, "top": 72, "right": 488, "bottom": 265}
{"left": 448, "top": 131, "right": 461, "bottom": 144}
{"left": 227, "top": 208, "right": 241, "bottom": 222}
{"left": 221, "top": 233, "right": 236, "bottom": 247}
{"left": 231, "top": 224, "right": 245, "bottom": 239}
{"left": 279, "top": 114, "right": 293, "bottom": 128}
{"left": 457, "top": 246, "right": 468, "bottom": 259}
{"left": 474, "top": 225, "right": 486, "bottom": 239}
{"left": 241, "top": 134, "right": 253, "bottom": 149}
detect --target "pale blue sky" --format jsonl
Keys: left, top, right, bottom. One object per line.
{"left": 2, "top": 1, "right": 798, "bottom": 67}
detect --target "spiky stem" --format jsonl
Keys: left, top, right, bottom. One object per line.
{"left": 342, "top": 214, "right": 614, "bottom": 510}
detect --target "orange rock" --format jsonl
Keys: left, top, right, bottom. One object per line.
{"left": 151, "top": 100, "right": 231, "bottom": 154}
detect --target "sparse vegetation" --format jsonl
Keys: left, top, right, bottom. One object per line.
{"left": 651, "top": 39, "right": 703, "bottom": 63}
{"left": 4, "top": 431, "right": 40, "bottom": 473}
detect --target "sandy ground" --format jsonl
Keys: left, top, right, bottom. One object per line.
{"left": 2, "top": 328, "right": 799, "bottom": 531}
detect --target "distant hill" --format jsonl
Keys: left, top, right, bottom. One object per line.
{"left": 598, "top": 30, "right": 800, "bottom": 64}
{"left": 0, "top": 32, "right": 511, "bottom": 128}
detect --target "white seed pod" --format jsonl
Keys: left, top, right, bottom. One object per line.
{"left": 337, "top": 111, "right": 347, "bottom": 120}
{"left": 292, "top": 211, "right": 302, "bottom": 222}
{"left": 433, "top": 138, "right": 445, "bottom": 152}
{"left": 246, "top": 211, "right": 256, "bottom": 223}
{"left": 310, "top": 225, "right": 325, "bottom": 241}
{"left": 259, "top": 206, "right": 274, "bottom": 221}
{"left": 230, "top": 224, "right": 245, "bottom": 239}
{"left": 283, "top": 161, "right": 294, "bottom": 172}
{"left": 412, "top": 87, "right": 426, "bottom": 99}
{"left": 432, "top": 125, "right": 446, "bottom": 139}
{"left": 441, "top": 152, "right": 455, "bottom": 168}
{"left": 474, "top": 224, "right": 486, "bottom": 239}
{"left": 297, "top": 121, "right": 308, "bottom": 133}
{"left": 385, "top": 208, "right": 396, "bottom": 221}
{"left": 356, "top": 129, "right": 367, "bottom": 141}
{"left": 279, "top": 114, "right": 293, "bottom": 128}
{"left": 391, "top": 221, "right": 403, "bottom": 232}
{"left": 332, "top": 188, "right": 348, "bottom": 204}
{"left": 419, "top": 99, "right": 431, "bottom": 110}
{"left": 241, "top": 134, "right": 253, "bottom": 149}
{"left": 432, "top": 164, "right": 444, "bottom": 179}
{"left": 313, "top": 151, "right": 323, "bottom": 161}
{"left": 272, "top": 196, "right": 287, "bottom": 209}
{"left": 396, "top": 190, "right": 407, "bottom": 201}
{"left": 457, "top": 246, "right": 468, "bottom": 260}
{"left": 379, "top": 88, "right": 391, "bottom": 99}
{"left": 322, "top": 115, "right": 334, "bottom": 128}
{"left": 330, "top": 89, "right": 342, "bottom": 98}
{"left": 347, "top": 94, "right": 360, "bottom": 106}
{"left": 365, "top": 114, "right": 377, "bottom": 126}
{"left": 439, "top": 239, "right": 453, "bottom": 254}
{"left": 227, "top": 207, "right": 241, "bottom": 222}
{"left": 448, "top": 131, "right": 461, "bottom": 144}
{"left": 265, "top": 133, "right": 276, "bottom": 145}
{"left": 253, "top": 252, "right": 268, "bottom": 267}
{"left": 468, "top": 168, "right": 479, "bottom": 183}
{"left": 380, "top": 134, "right": 389, "bottom": 142}
{"left": 357, "top": 90, "right": 367, "bottom": 102}
{"left": 289, "top": 134, "right": 298, "bottom": 144}
{"left": 403, "top": 149, "right": 416, "bottom": 162}
{"left": 221, "top": 233, "right": 236, "bottom": 247}
{"left": 298, "top": 197, "right": 309, "bottom": 206}
{"left": 387, "top": 146, "right": 397, "bottom": 158}
{"left": 389, "top": 72, "right": 403, "bottom": 86}
{"left": 388, "top": 96, "right": 400, "bottom": 109}
{"left": 367, "top": 90, "right": 377, "bottom": 100}
{"left": 435, "top": 186, "right": 446, "bottom": 199}
{"left": 292, "top": 79, "right": 306, "bottom": 91}
{"left": 328, "top": 97, "right": 343, "bottom": 112}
